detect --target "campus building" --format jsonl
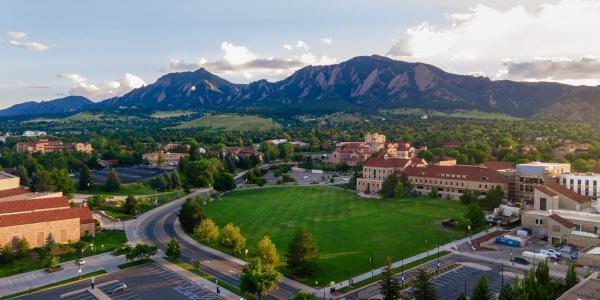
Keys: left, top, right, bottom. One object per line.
{"left": 142, "top": 151, "right": 189, "bottom": 167}
{"left": 16, "top": 139, "right": 93, "bottom": 154}
{"left": 330, "top": 132, "right": 421, "bottom": 166}
{"left": 559, "top": 172, "right": 600, "bottom": 200}
{"left": 356, "top": 156, "right": 427, "bottom": 195}
{"left": 514, "top": 162, "right": 571, "bottom": 205}
{"left": 552, "top": 143, "right": 588, "bottom": 159}
{"left": 0, "top": 172, "right": 95, "bottom": 249}
{"left": 224, "top": 146, "right": 263, "bottom": 161}
{"left": 405, "top": 164, "right": 509, "bottom": 200}
{"left": 521, "top": 182, "right": 600, "bottom": 247}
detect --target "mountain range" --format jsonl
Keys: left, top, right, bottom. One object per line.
{"left": 2, "top": 55, "right": 598, "bottom": 120}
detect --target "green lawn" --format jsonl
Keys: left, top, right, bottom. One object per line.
{"left": 96, "top": 190, "right": 185, "bottom": 220}
{"left": 173, "top": 114, "right": 281, "bottom": 131}
{"left": 79, "top": 182, "right": 156, "bottom": 196}
{"left": 0, "top": 231, "right": 126, "bottom": 278}
{"left": 204, "top": 186, "right": 468, "bottom": 285}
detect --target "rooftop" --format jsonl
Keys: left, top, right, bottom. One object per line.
{"left": 0, "top": 197, "right": 70, "bottom": 215}
{"left": 0, "top": 207, "right": 94, "bottom": 227}
{"left": 405, "top": 164, "right": 509, "bottom": 183}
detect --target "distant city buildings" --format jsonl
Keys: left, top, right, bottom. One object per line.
{"left": 0, "top": 172, "right": 95, "bottom": 249}
{"left": 16, "top": 139, "right": 93, "bottom": 154}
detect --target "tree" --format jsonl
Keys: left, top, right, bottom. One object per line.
{"left": 15, "top": 165, "right": 29, "bottom": 186}
{"left": 47, "top": 256, "right": 60, "bottom": 271}
{"left": 122, "top": 195, "right": 138, "bottom": 216}
{"left": 471, "top": 275, "right": 495, "bottom": 300}
{"left": 51, "top": 168, "right": 76, "bottom": 196}
{"left": 166, "top": 238, "right": 181, "bottom": 260}
{"left": 290, "top": 291, "right": 319, "bottom": 300}
{"left": 459, "top": 189, "right": 475, "bottom": 205}
{"left": 78, "top": 164, "right": 93, "bottom": 190}
{"left": 213, "top": 172, "right": 236, "bottom": 192}
{"left": 379, "top": 256, "right": 400, "bottom": 300}
{"left": 413, "top": 268, "right": 437, "bottom": 300}
{"left": 31, "top": 169, "right": 55, "bottom": 192}
{"left": 279, "top": 143, "right": 294, "bottom": 160}
{"left": 395, "top": 181, "right": 404, "bottom": 197}
{"left": 286, "top": 227, "right": 319, "bottom": 276}
{"left": 429, "top": 187, "right": 438, "bottom": 198}
{"left": 16, "top": 237, "right": 30, "bottom": 259}
{"left": 481, "top": 186, "right": 504, "bottom": 210}
{"left": 105, "top": 168, "right": 121, "bottom": 192}
{"left": 178, "top": 197, "right": 206, "bottom": 233}
{"left": 171, "top": 172, "right": 182, "bottom": 189}
{"left": 125, "top": 244, "right": 158, "bottom": 261}
{"left": 240, "top": 258, "right": 282, "bottom": 300}
{"left": 182, "top": 159, "right": 224, "bottom": 187}
{"left": 256, "top": 236, "right": 280, "bottom": 267}
{"left": 220, "top": 223, "right": 246, "bottom": 254}
{"left": 195, "top": 218, "right": 219, "bottom": 244}
{"left": 498, "top": 283, "right": 519, "bottom": 300}
{"left": 465, "top": 203, "right": 486, "bottom": 230}
{"left": 565, "top": 261, "right": 579, "bottom": 289}
{"left": 45, "top": 233, "right": 56, "bottom": 251}
{"left": 0, "top": 244, "right": 15, "bottom": 264}
{"left": 380, "top": 175, "right": 399, "bottom": 198}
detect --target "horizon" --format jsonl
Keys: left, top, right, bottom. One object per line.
{"left": 2, "top": 0, "right": 600, "bottom": 109}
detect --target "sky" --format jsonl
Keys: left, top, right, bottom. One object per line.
{"left": 1, "top": 0, "right": 600, "bottom": 109}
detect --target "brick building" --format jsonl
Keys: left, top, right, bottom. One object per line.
{"left": 16, "top": 139, "right": 93, "bottom": 154}
{"left": 143, "top": 151, "right": 189, "bottom": 167}
{"left": 0, "top": 172, "right": 95, "bottom": 249}
{"left": 356, "top": 156, "right": 427, "bottom": 195}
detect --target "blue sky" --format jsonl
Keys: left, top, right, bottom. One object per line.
{"left": 2, "top": 0, "right": 599, "bottom": 109}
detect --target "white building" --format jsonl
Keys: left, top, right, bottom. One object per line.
{"left": 515, "top": 162, "right": 571, "bottom": 204}
{"left": 560, "top": 172, "right": 600, "bottom": 200}
{"left": 22, "top": 130, "right": 47, "bottom": 137}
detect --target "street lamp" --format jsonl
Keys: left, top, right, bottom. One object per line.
{"left": 437, "top": 239, "right": 440, "bottom": 272}
{"left": 369, "top": 255, "right": 374, "bottom": 278}
{"left": 401, "top": 250, "right": 404, "bottom": 288}
{"left": 154, "top": 188, "right": 158, "bottom": 205}
{"left": 425, "top": 239, "right": 429, "bottom": 256}
{"left": 245, "top": 249, "right": 248, "bottom": 260}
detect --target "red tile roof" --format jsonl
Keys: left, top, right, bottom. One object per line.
{"left": 549, "top": 214, "right": 575, "bottom": 228}
{"left": 404, "top": 165, "right": 509, "bottom": 183}
{"left": 546, "top": 181, "right": 590, "bottom": 204}
{"left": 0, "top": 197, "right": 70, "bottom": 214}
{"left": 535, "top": 186, "right": 558, "bottom": 197}
{"left": 0, "top": 187, "right": 29, "bottom": 199}
{"left": 364, "top": 157, "right": 425, "bottom": 168}
{"left": 481, "top": 161, "right": 516, "bottom": 171}
{"left": 0, "top": 207, "right": 94, "bottom": 227}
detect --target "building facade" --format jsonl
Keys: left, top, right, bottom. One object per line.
{"left": 16, "top": 139, "right": 93, "bottom": 154}
{"left": 0, "top": 172, "right": 95, "bottom": 249}
{"left": 356, "top": 156, "right": 427, "bottom": 195}
{"left": 559, "top": 172, "right": 600, "bottom": 200}
{"left": 515, "top": 162, "right": 571, "bottom": 205}
{"left": 143, "top": 151, "right": 189, "bottom": 167}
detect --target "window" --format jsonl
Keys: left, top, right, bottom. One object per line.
{"left": 576, "top": 224, "right": 583, "bottom": 231}
{"left": 535, "top": 218, "right": 544, "bottom": 225}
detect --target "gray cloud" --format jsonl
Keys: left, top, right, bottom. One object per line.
{"left": 501, "top": 57, "right": 600, "bottom": 80}
{"left": 162, "top": 57, "right": 306, "bottom": 73}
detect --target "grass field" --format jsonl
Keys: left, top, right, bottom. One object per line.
{"left": 204, "top": 186, "right": 468, "bottom": 285}
{"left": 383, "top": 108, "right": 522, "bottom": 120}
{"left": 174, "top": 114, "right": 281, "bottom": 131}
{"left": 79, "top": 182, "right": 157, "bottom": 196}
{"left": 150, "top": 110, "right": 197, "bottom": 119}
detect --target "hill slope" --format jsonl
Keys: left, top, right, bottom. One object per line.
{"left": 0, "top": 96, "right": 94, "bottom": 117}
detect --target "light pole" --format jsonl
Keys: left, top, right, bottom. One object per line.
{"left": 154, "top": 188, "right": 158, "bottom": 206}
{"left": 401, "top": 250, "right": 404, "bottom": 288}
{"left": 245, "top": 249, "right": 248, "bottom": 260}
{"left": 437, "top": 239, "right": 440, "bottom": 272}
{"left": 369, "top": 255, "right": 374, "bottom": 278}
{"left": 425, "top": 239, "right": 429, "bottom": 256}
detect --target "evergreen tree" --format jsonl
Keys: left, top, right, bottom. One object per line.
{"left": 45, "top": 233, "right": 56, "bottom": 250}
{"left": 105, "top": 168, "right": 121, "bottom": 192}
{"left": 51, "top": 168, "right": 76, "bottom": 196}
{"left": 16, "top": 237, "right": 30, "bottom": 259}
{"left": 498, "top": 283, "right": 519, "bottom": 300}
{"left": 471, "top": 275, "right": 495, "bottom": 300}
{"left": 395, "top": 181, "right": 404, "bottom": 197}
{"left": 122, "top": 195, "right": 138, "bottom": 215}
{"left": 15, "top": 165, "right": 29, "bottom": 186}
{"left": 565, "top": 261, "right": 579, "bottom": 289}
{"left": 379, "top": 256, "right": 400, "bottom": 300}
{"left": 171, "top": 172, "right": 182, "bottom": 189}
{"left": 255, "top": 236, "right": 280, "bottom": 267}
{"left": 166, "top": 238, "right": 181, "bottom": 260}
{"left": 0, "top": 244, "right": 15, "bottom": 264}
{"left": 31, "top": 169, "right": 55, "bottom": 192}
{"left": 240, "top": 258, "right": 282, "bottom": 300}
{"left": 286, "top": 227, "right": 319, "bottom": 276}
{"left": 178, "top": 197, "right": 206, "bottom": 232}
{"left": 380, "top": 175, "right": 399, "bottom": 198}
{"left": 213, "top": 172, "right": 236, "bottom": 192}
{"left": 194, "top": 218, "right": 219, "bottom": 244}
{"left": 429, "top": 187, "right": 438, "bottom": 198}
{"left": 413, "top": 268, "right": 437, "bottom": 300}
{"left": 78, "top": 164, "right": 93, "bottom": 190}
{"left": 456, "top": 293, "right": 467, "bottom": 300}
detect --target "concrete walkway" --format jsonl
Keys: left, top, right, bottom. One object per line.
{"left": 0, "top": 252, "right": 126, "bottom": 298}
{"left": 322, "top": 227, "right": 503, "bottom": 297}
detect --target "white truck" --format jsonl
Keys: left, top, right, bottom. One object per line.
{"left": 521, "top": 251, "right": 551, "bottom": 262}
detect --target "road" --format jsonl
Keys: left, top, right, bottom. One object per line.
{"left": 129, "top": 184, "right": 309, "bottom": 299}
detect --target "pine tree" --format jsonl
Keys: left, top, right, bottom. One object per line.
{"left": 105, "top": 168, "right": 121, "bottom": 192}
{"left": 166, "top": 238, "right": 181, "bottom": 260}
{"left": 498, "top": 283, "right": 518, "bottom": 300}
{"left": 471, "top": 275, "right": 495, "bottom": 300}
{"left": 565, "top": 261, "right": 579, "bottom": 289}
{"left": 78, "top": 164, "right": 93, "bottom": 190}
{"left": 15, "top": 165, "right": 29, "bottom": 186}
{"left": 16, "top": 237, "right": 30, "bottom": 259}
{"left": 286, "top": 227, "right": 319, "bottom": 276}
{"left": 45, "top": 233, "right": 56, "bottom": 250}
{"left": 379, "top": 256, "right": 400, "bottom": 300}
{"left": 413, "top": 268, "right": 437, "bottom": 300}
{"left": 122, "top": 195, "right": 138, "bottom": 216}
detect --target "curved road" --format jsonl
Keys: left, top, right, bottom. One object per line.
{"left": 131, "top": 187, "right": 305, "bottom": 299}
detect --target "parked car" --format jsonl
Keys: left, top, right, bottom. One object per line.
{"left": 75, "top": 259, "right": 86, "bottom": 266}
{"left": 540, "top": 249, "right": 560, "bottom": 260}
{"left": 513, "top": 256, "right": 530, "bottom": 265}
{"left": 441, "top": 219, "right": 457, "bottom": 228}
{"left": 108, "top": 283, "right": 127, "bottom": 294}
{"left": 542, "top": 248, "right": 562, "bottom": 257}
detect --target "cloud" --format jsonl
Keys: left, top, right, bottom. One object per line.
{"left": 283, "top": 44, "right": 293, "bottom": 51}
{"left": 497, "top": 56, "right": 600, "bottom": 81}
{"left": 320, "top": 38, "right": 333, "bottom": 45}
{"left": 8, "top": 31, "right": 26, "bottom": 39}
{"left": 2, "top": 40, "right": 48, "bottom": 51}
{"left": 294, "top": 41, "right": 309, "bottom": 51}
{"left": 17, "top": 81, "right": 50, "bottom": 89}
{"left": 58, "top": 73, "right": 145, "bottom": 100}
{"left": 386, "top": 0, "right": 600, "bottom": 83}
{"left": 162, "top": 42, "right": 336, "bottom": 81}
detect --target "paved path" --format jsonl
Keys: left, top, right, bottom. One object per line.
{"left": 0, "top": 252, "right": 126, "bottom": 298}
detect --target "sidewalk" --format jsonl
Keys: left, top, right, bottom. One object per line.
{"left": 0, "top": 252, "right": 126, "bottom": 298}
{"left": 323, "top": 227, "right": 503, "bottom": 296}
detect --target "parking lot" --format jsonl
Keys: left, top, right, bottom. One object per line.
{"left": 263, "top": 169, "right": 351, "bottom": 185}
{"left": 17, "top": 263, "right": 223, "bottom": 300}
{"left": 73, "top": 166, "right": 170, "bottom": 184}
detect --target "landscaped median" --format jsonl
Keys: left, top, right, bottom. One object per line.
{"left": 0, "top": 270, "right": 107, "bottom": 300}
